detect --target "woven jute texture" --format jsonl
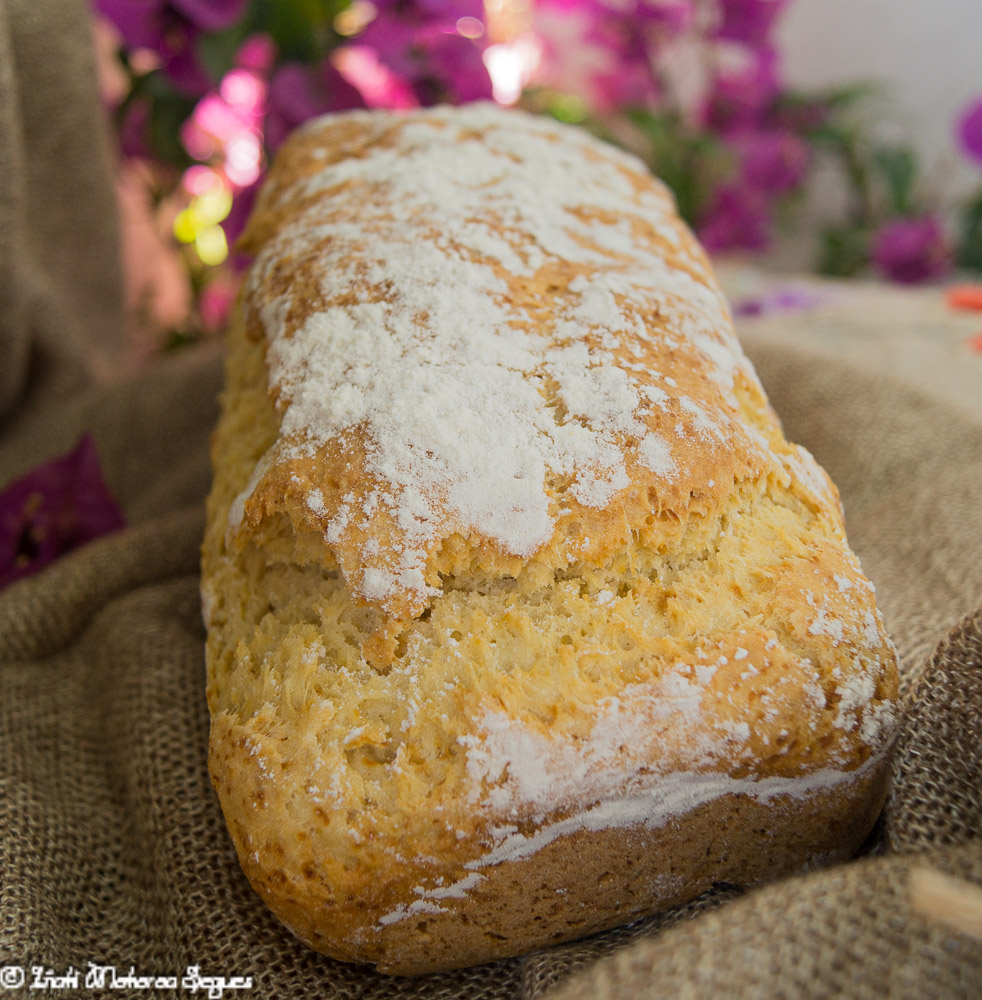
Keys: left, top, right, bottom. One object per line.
{"left": 1, "top": 2, "right": 981, "bottom": 997}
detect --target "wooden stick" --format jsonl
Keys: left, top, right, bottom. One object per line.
{"left": 909, "top": 866, "right": 982, "bottom": 942}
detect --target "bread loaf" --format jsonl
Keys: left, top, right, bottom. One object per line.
{"left": 201, "top": 103, "right": 899, "bottom": 975}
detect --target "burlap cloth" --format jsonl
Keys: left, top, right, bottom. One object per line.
{"left": 0, "top": 2, "right": 980, "bottom": 997}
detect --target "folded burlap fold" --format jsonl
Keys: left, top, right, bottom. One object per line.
{"left": 1, "top": 340, "right": 979, "bottom": 1000}
{"left": 0, "top": 2, "right": 979, "bottom": 997}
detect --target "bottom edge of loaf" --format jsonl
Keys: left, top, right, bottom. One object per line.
{"left": 214, "top": 740, "right": 890, "bottom": 976}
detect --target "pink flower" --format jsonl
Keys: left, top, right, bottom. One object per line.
{"left": 957, "top": 98, "right": 982, "bottom": 167}
{"left": 698, "top": 184, "right": 772, "bottom": 252}
{"left": 0, "top": 436, "right": 125, "bottom": 590}
{"left": 872, "top": 215, "right": 951, "bottom": 284}
{"left": 333, "top": 46, "right": 419, "bottom": 109}
{"left": 236, "top": 34, "right": 277, "bottom": 74}
{"left": 199, "top": 278, "right": 239, "bottom": 332}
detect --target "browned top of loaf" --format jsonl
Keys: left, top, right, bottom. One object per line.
{"left": 231, "top": 103, "right": 788, "bottom": 636}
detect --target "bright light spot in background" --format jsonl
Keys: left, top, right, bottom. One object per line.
{"left": 220, "top": 69, "right": 264, "bottom": 110}
{"left": 333, "top": 47, "right": 418, "bottom": 109}
{"left": 174, "top": 209, "right": 197, "bottom": 244}
{"left": 483, "top": 35, "right": 541, "bottom": 105}
{"left": 225, "top": 133, "right": 262, "bottom": 187}
{"left": 183, "top": 165, "right": 221, "bottom": 197}
{"left": 195, "top": 226, "right": 228, "bottom": 266}
{"left": 195, "top": 187, "right": 233, "bottom": 226}
{"left": 456, "top": 16, "right": 484, "bottom": 39}
{"left": 174, "top": 179, "right": 232, "bottom": 264}
{"left": 335, "top": 0, "right": 377, "bottom": 36}
{"left": 179, "top": 62, "right": 265, "bottom": 253}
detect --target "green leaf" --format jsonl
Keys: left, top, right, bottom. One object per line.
{"left": 817, "top": 225, "right": 870, "bottom": 277}
{"left": 196, "top": 21, "right": 253, "bottom": 82}
{"left": 147, "top": 85, "right": 197, "bottom": 167}
{"left": 818, "top": 80, "right": 883, "bottom": 110}
{"left": 873, "top": 145, "right": 917, "bottom": 215}
{"left": 621, "top": 107, "right": 732, "bottom": 225}
{"left": 549, "top": 94, "right": 588, "bottom": 124}
{"left": 956, "top": 188, "right": 982, "bottom": 272}
{"left": 261, "top": 0, "right": 344, "bottom": 60}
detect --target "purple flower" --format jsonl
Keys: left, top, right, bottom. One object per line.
{"left": 411, "top": 29, "right": 494, "bottom": 104}
{"left": 872, "top": 215, "right": 951, "bottom": 284}
{"left": 170, "top": 0, "right": 248, "bottom": 33}
{"left": 735, "top": 128, "right": 809, "bottom": 194}
{"left": 265, "top": 62, "right": 366, "bottom": 153}
{"left": 220, "top": 178, "right": 261, "bottom": 272}
{"left": 732, "top": 286, "right": 830, "bottom": 317}
{"left": 697, "top": 184, "right": 772, "bottom": 252}
{"left": 356, "top": 1, "right": 492, "bottom": 106}
{"left": 158, "top": 21, "right": 213, "bottom": 96}
{"left": 95, "top": 0, "right": 249, "bottom": 96}
{"left": 118, "top": 99, "right": 152, "bottom": 158}
{"left": 714, "top": 0, "right": 789, "bottom": 47}
{"left": 95, "top": 0, "right": 247, "bottom": 42}
{"left": 531, "top": 0, "right": 687, "bottom": 112}
{"left": 957, "top": 98, "right": 982, "bottom": 167}
{"left": 705, "top": 48, "right": 780, "bottom": 131}
{"left": 95, "top": 0, "right": 162, "bottom": 48}
{"left": 0, "top": 435, "right": 125, "bottom": 590}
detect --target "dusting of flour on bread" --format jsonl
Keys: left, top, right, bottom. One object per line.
{"left": 234, "top": 103, "right": 770, "bottom": 614}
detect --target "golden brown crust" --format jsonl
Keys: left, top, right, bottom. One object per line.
{"left": 210, "top": 707, "right": 889, "bottom": 974}
{"left": 202, "top": 104, "right": 899, "bottom": 975}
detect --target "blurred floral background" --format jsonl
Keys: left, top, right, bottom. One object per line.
{"left": 90, "top": 0, "right": 982, "bottom": 355}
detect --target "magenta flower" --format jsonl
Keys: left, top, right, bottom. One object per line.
{"left": 357, "top": 1, "right": 492, "bottom": 106}
{"left": 264, "top": 62, "right": 366, "bottom": 153}
{"left": 704, "top": 48, "right": 780, "bottom": 131}
{"left": 698, "top": 184, "right": 772, "bottom": 252}
{"left": 118, "top": 99, "right": 152, "bottom": 158}
{"left": 159, "top": 21, "right": 213, "bottom": 95}
{"left": 736, "top": 128, "right": 809, "bottom": 194}
{"left": 531, "top": 0, "right": 687, "bottom": 112}
{"left": 872, "top": 215, "right": 951, "bottom": 284}
{"left": 95, "top": 0, "right": 249, "bottom": 96}
{"left": 411, "top": 29, "right": 495, "bottom": 104}
{"left": 714, "top": 0, "right": 789, "bottom": 47}
{"left": 0, "top": 435, "right": 125, "bottom": 590}
{"left": 222, "top": 178, "right": 260, "bottom": 269}
{"left": 236, "top": 34, "right": 277, "bottom": 74}
{"left": 95, "top": 0, "right": 247, "bottom": 42}
{"left": 95, "top": 0, "right": 162, "bottom": 48}
{"left": 170, "top": 0, "right": 248, "bottom": 33}
{"left": 199, "top": 279, "right": 239, "bottom": 332}
{"left": 957, "top": 98, "right": 982, "bottom": 167}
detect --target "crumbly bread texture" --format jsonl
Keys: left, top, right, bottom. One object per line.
{"left": 202, "top": 103, "right": 899, "bottom": 975}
